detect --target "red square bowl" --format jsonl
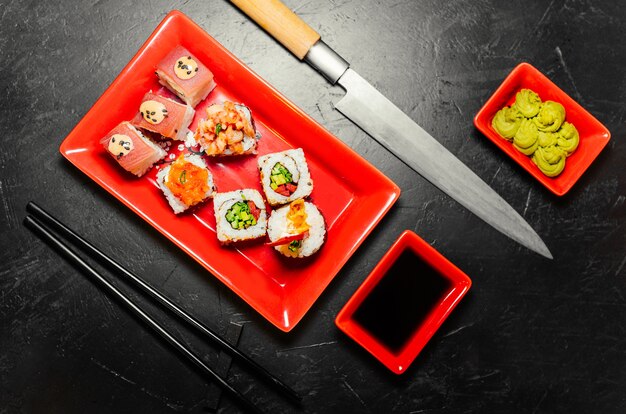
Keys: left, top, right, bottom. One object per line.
{"left": 474, "top": 62, "right": 610, "bottom": 196}
{"left": 335, "top": 230, "right": 471, "bottom": 374}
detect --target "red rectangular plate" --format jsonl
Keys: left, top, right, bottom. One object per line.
{"left": 59, "top": 11, "right": 400, "bottom": 331}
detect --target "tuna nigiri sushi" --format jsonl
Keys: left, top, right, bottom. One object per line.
{"left": 100, "top": 121, "right": 167, "bottom": 177}
{"left": 194, "top": 101, "right": 260, "bottom": 156}
{"left": 156, "top": 153, "right": 215, "bottom": 214}
{"left": 214, "top": 189, "right": 267, "bottom": 244}
{"left": 155, "top": 46, "right": 216, "bottom": 108}
{"left": 131, "top": 92, "right": 194, "bottom": 141}
{"left": 258, "top": 148, "right": 313, "bottom": 206}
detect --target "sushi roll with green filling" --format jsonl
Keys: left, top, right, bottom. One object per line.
{"left": 267, "top": 199, "right": 326, "bottom": 258}
{"left": 214, "top": 189, "right": 267, "bottom": 244}
{"left": 258, "top": 148, "right": 313, "bottom": 206}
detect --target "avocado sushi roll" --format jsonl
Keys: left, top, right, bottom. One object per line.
{"left": 214, "top": 189, "right": 267, "bottom": 244}
{"left": 156, "top": 153, "right": 215, "bottom": 214}
{"left": 258, "top": 148, "right": 313, "bottom": 206}
{"left": 267, "top": 199, "right": 326, "bottom": 258}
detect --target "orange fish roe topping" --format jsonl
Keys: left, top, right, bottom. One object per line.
{"left": 165, "top": 155, "right": 209, "bottom": 207}
{"left": 194, "top": 102, "right": 255, "bottom": 156}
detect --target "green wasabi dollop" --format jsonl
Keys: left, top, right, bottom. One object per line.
{"left": 537, "top": 131, "right": 558, "bottom": 148}
{"left": 532, "top": 146, "right": 566, "bottom": 177}
{"left": 492, "top": 106, "right": 522, "bottom": 140}
{"left": 513, "top": 119, "right": 539, "bottom": 155}
{"left": 490, "top": 88, "right": 579, "bottom": 178}
{"left": 513, "top": 89, "right": 542, "bottom": 118}
{"left": 533, "top": 101, "right": 566, "bottom": 132}
{"left": 556, "top": 121, "right": 579, "bottom": 156}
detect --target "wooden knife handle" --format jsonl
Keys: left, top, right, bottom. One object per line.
{"left": 230, "top": 0, "right": 321, "bottom": 59}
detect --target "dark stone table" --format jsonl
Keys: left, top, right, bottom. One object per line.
{"left": 1, "top": 1, "right": 624, "bottom": 413}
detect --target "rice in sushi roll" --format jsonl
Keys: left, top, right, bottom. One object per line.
{"left": 194, "top": 101, "right": 260, "bottom": 156}
{"left": 258, "top": 148, "right": 313, "bottom": 206}
{"left": 214, "top": 189, "right": 267, "bottom": 244}
{"left": 155, "top": 46, "right": 216, "bottom": 108}
{"left": 156, "top": 153, "right": 215, "bottom": 214}
{"left": 131, "top": 91, "right": 195, "bottom": 141}
{"left": 100, "top": 121, "right": 167, "bottom": 177}
{"left": 267, "top": 200, "right": 326, "bottom": 258}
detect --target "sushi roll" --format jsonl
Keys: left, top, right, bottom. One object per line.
{"left": 100, "top": 121, "right": 167, "bottom": 177}
{"left": 131, "top": 92, "right": 194, "bottom": 141}
{"left": 267, "top": 199, "right": 326, "bottom": 258}
{"left": 194, "top": 101, "right": 260, "bottom": 156}
{"left": 156, "top": 153, "right": 215, "bottom": 214}
{"left": 155, "top": 46, "right": 216, "bottom": 108}
{"left": 214, "top": 189, "right": 267, "bottom": 244}
{"left": 258, "top": 148, "right": 313, "bottom": 206}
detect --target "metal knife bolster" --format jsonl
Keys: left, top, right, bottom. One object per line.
{"left": 303, "top": 40, "right": 349, "bottom": 84}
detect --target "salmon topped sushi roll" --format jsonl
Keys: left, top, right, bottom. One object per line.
{"left": 155, "top": 46, "right": 216, "bottom": 108}
{"left": 194, "top": 101, "right": 260, "bottom": 156}
{"left": 131, "top": 92, "right": 194, "bottom": 141}
{"left": 214, "top": 189, "right": 267, "bottom": 244}
{"left": 100, "top": 121, "right": 167, "bottom": 177}
{"left": 156, "top": 153, "right": 216, "bottom": 214}
{"left": 258, "top": 148, "right": 313, "bottom": 206}
{"left": 267, "top": 200, "right": 326, "bottom": 258}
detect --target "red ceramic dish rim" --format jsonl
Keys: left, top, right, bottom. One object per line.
{"left": 335, "top": 230, "right": 471, "bottom": 374}
{"left": 473, "top": 62, "right": 611, "bottom": 196}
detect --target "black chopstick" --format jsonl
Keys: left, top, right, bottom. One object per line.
{"left": 26, "top": 201, "right": 301, "bottom": 406}
{"left": 24, "top": 215, "right": 263, "bottom": 414}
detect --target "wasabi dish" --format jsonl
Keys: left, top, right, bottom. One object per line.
{"left": 492, "top": 88, "right": 579, "bottom": 177}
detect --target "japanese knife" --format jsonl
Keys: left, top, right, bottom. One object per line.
{"left": 230, "top": 0, "right": 552, "bottom": 259}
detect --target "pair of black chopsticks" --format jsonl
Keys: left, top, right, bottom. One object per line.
{"left": 24, "top": 201, "right": 301, "bottom": 414}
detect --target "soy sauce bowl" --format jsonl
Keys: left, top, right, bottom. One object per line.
{"left": 335, "top": 230, "right": 471, "bottom": 374}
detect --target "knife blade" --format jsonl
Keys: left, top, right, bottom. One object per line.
{"left": 230, "top": 0, "right": 552, "bottom": 259}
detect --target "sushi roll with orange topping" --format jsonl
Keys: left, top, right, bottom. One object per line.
{"left": 267, "top": 200, "right": 326, "bottom": 258}
{"left": 100, "top": 121, "right": 167, "bottom": 177}
{"left": 155, "top": 46, "right": 216, "bottom": 108}
{"left": 156, "top": 154, "right": 215, "bottom": 214}
{"left": 258, "top": 148, "right": 313, "bottom": 206}
{"left": 214, "top": 189, "right": 267, "bottom": 244}
{"left": 194, "top": 101, "right": 260, "bottom": 156}
{"left": 131, "top": 92, "right": 194, "bottom": 141}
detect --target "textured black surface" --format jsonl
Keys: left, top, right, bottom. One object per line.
{"left": 1, "top": 1, "right": 625, "bottom": 413}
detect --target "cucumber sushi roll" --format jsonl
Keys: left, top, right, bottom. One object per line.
{"left": 214, "top": 189, "right": 267, "bottom": 244}
{"left": 258, "top": 148, "right": 313, "bottom": 206}
{"left": 156, "top": 153, "right": 215, "bottom": 214}
{"left": 194, "top": 101, "right": 260, "bottom": 156}
{"left": 267, "top": 200, "right": 326, "bottom": 258}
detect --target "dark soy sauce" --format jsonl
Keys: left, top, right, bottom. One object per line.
{"left": 352, "top": 250, "right": 451, "bottom": 352}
